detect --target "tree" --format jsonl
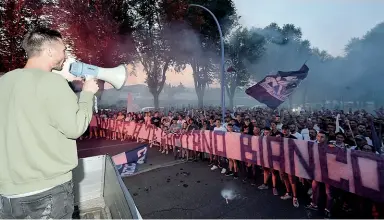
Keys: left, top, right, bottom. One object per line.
{"left": 126, "top": 0, "right": 188, "bottom": 109}
{"left": 254, "top": 23, "right": 309, "bottom": 73}
{"left": 49, "top": 0, "right": 134, "bottom": 67}
{"left": 342, "top": 22, "right": 384, "bottom": 106}
{"left": 0, "top": 0, "right": 50, "bottom": 72}
{"left": 47, "top": 0, "right": 135, "bottom": 100}
{"left": 224, "top": 27, "right": 265, "bottom": 109}
{"left": 164, "top": 0, "right": 237, "bottom": 108}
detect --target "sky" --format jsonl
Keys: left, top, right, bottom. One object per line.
{"left": 100, "top": 0, "right": 384, "bottom": 89}
{"left": 235, "top": 0, "right": 384, "bottom": 57}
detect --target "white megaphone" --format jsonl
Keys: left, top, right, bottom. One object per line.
{"left": 69, "top": 61, "right": 128, "bottom": 113}
{"left": 69, "top": 61, "right": 127, "bottom": 89}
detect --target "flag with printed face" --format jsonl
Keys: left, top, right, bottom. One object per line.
{"left": 245, "top": 64, "right": 309, "bottom": 109}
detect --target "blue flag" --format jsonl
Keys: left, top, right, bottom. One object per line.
{"left": 115, "top": 145, "right": 148, "bottom": 177}
{"left": 246, "top": 64, "right": 309, "bottom": 109}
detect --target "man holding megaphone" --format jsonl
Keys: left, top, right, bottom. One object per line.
{"left": 0, "top": 27, "right": 99, "bottom": 219}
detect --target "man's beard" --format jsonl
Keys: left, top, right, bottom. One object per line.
{"left": 53, "top": 65, "right": 63, "bottom": 71}
{"left": 53, "top": 60, "right": 64, "bottom": 71}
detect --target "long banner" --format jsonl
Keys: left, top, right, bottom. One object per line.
{"left": 98, "top": 118, "right": 384, "bottom": 202}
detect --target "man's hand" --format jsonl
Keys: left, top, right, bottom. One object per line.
{"left": 83, "top": 79, "right": 99, "bottom": 94}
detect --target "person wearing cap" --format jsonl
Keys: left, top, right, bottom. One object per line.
{"left": 353, "top": 135, "right": 378, "bottom": 153}
{"left": 352, "top": 134, "right": 367, "bottom": 150}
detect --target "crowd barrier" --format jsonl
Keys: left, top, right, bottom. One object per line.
{"left": 96, "top": 118, "right": 384, "bottom": 202}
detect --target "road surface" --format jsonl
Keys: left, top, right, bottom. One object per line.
{"left": 123, "top": 161, "right": 311, "bottom": 219}
{"left": 77, "top": 139, "right": 143, "bottom": 158}
{"left": 77, "top": 139, "right": 321, "bottom": 218}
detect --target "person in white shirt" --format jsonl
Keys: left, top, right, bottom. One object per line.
{"left": 213, "top": 119, "right": 227, "bottom": 132}
{"left": 211, "top": 119, "right": 227, "bottom": 173}
{"left": 275, "top": 115, "right": 283, "bottom": 131}
{"left": 301, "top": 121, "right": 314, "bottom": 141}
{"left": 313, "top": 118, "right": 321, "bottom": 132}
{"left": 177, "top": 115, "right": 186, "bottom": 126}
{"left": 289, "top": 123, "right": 304, "bottom": 140}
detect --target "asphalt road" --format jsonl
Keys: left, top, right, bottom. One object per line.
{"left": 77, "top": 139, "right": 377, "bottom": 219}
{"left": 123, "top": 161, "right": 310, "bottom": 219}
{"left": 77, "top": 139, "right": 143, "bottom": 158}
{"left": 77, "top": 139, "right": 312, "bottom": 218}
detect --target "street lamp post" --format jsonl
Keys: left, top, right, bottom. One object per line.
{"left": 188, "top": 4, "right": 226, "bottom": 123}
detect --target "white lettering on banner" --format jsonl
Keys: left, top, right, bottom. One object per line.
{"left": 120, "top": 163, "right": 137, "bottom": 176}
{"left": 136, "top": 147, "right": 147, "bottom": 164}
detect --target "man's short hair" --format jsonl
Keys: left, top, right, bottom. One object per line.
{"left": 287, "top": 122, "right": 296, "bottom": 127}
{"left": 309, "top": 128, "right": 317, "bottom": 134}
{"left": 318, "top": 130, "right": 327, "bottom": 136}
{"left": 22, "top": 27, "right": 62, "bottom": 57}
{"left": 335, "top": 132, "right": 346, "bottom": 139}
{"left": 357, "top": 123, "right": 366, "bottom": 127}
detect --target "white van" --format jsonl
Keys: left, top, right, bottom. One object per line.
{"left": 141, "top": 107, "right": 164, "bottom": 112}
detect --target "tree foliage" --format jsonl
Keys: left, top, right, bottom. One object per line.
{"left": 126, "top": 0, "right": 188, "bottom": 109}
{"left": 224, "top": 26, "right": 265, "bottom": 108}
{"left": 253, "top": 23, "right": 311, "bottom": 75}
{"left": 0, "top": 0, "right": 135, "bottom": 99}
{"left": 0, "top": 0, "right": 50, "bottom": 72}
{"left": 163, "top": 0, "right": 237, "bottom": 108}
{"left": 46, "top": 0, "right": 135, "bottom": 98}
{"left": 339, "top": 22, "right": 384, "bottom": 105}
{"left": 2, "top": 0, "right": 384, "bottom": 110}
{"left": 49, "top": 0, "right": 135, "bottom": 68}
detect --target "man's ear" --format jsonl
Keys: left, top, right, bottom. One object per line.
{"left": 46, "top": 48, "right": 53, "bottom": 58}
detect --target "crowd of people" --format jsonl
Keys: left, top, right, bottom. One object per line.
{"left": 80, "top": 106, "right": 384, "bottom": 219}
